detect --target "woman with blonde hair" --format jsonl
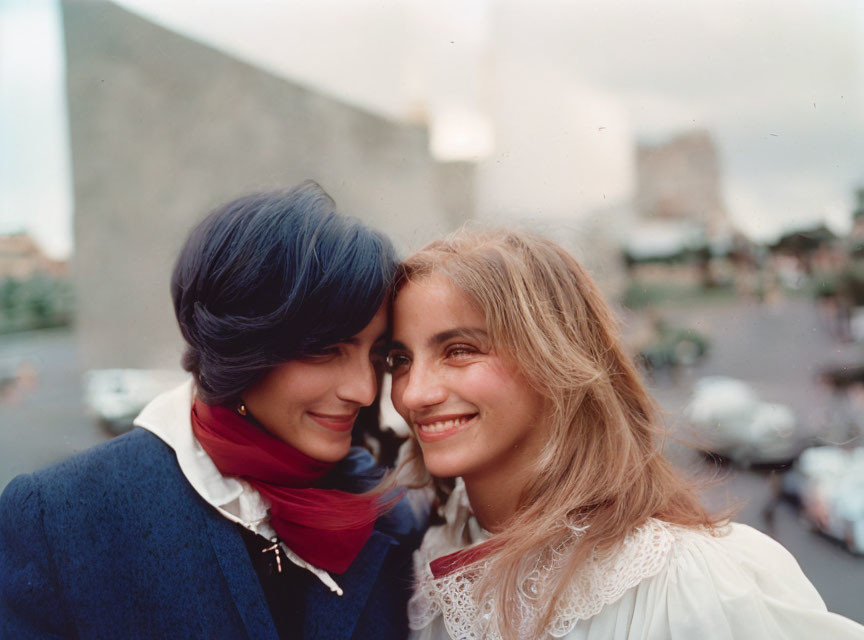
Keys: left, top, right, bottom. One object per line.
{"left": 387, "top": 227, "right": 864, "bottom": 639}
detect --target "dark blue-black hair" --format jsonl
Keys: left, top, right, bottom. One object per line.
{"left": 171, "top": 181, "right": 398, "bottom": 405}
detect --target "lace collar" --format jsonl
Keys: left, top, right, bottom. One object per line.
{"left": 409, "top": 484, "right": 685, "bottom": 639}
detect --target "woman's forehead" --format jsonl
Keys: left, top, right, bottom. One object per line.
{"left": 393, "top": 275, "right": 485, "bottom": 338}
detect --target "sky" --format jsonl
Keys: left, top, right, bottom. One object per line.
{"left": 0, "top": 0, "right": 71, "bottom": 259}
{"left": 1, "top": 0, "right": 862, "bottom": 258}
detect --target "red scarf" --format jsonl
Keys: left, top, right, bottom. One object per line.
{"left": 429, "top": 540, "right": 498, "bottom": 579}
{"left": 191, "top": 399, "right": 385, "bottom": 574}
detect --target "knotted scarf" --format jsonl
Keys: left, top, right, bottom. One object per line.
{"left": 191, "top": 399, "right": 386, "bottom": 573}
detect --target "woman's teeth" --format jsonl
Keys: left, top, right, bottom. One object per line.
{"left": 419, "top": 415, "right": 474, "bottom": 433}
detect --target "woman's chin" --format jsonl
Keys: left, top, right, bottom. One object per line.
{"left": 422, "top": 454, "right": 473, "bottom": 481}
{"left": 295, "top": 434, "right": 353, "bottom": 463}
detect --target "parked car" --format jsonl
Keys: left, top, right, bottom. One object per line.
{"left": 637, "top": 326, "right": 708, "bottom": 372}
{"left": 84, "top": 369, "right": 188, "bottom": 435}
{"left": 684, "top": 376, "right": 800, "bottom": 465}
{"left": 0, "top": 357, "right": 24, "bottom": 393}
{"left": 817, "top": 363, "right": 864, "bottom": 445}
{"left": 785, "top": 446, "right": 864, "bottom": 555}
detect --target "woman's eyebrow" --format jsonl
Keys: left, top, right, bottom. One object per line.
{"left": 388, "top": 328, "right": 489, "bottom": 353}
{"left": 388, "top": 339, "right": 408, "bottom": 351}
{"left": 430, "top": 327, "right": 489, "bottom": 346}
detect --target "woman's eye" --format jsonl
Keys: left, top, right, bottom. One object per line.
{"left": 302, "top": 346, "right": 341, "bottom": 363}
{"left": 385, "top": 352, "right": 411, "bottom": 372}
{"left": 445, "top": 344, "right": 476, "bottom": 359}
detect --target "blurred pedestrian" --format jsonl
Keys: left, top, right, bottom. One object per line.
{"left": 0, "top": 182, "right": 425, "bottom": 639}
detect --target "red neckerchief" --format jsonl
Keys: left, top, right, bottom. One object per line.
{"left": 430, "top": 540, "right": 499, "bottom": 579}
{"left": 191, "top": 399, "right": 383, "bottom": 574}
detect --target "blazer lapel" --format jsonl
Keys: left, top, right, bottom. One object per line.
{"left": 303, "top": 531, "right": 398, "bottom": 640}
{"left": 205, "top": 513, "right": 279, "bottom": 640}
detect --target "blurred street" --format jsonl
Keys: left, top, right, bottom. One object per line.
{"left": 0, "top": 328, "right": 108, "bottom": 490}
{"left": 648, "top": 294, "right": 864, "bottom": 623}
{"left": 647, "top": 295, "right": 857, "bottom": 432}
{"left": 2, "top": 295, "right": 863, "bottom": 622}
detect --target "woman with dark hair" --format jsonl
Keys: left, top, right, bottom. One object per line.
{"left": 0, "top": 182, "right": 424, "bottom": 639}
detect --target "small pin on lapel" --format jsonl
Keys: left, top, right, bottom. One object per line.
{"left": 262, "top": 538, "right": 284, "bottom": 574}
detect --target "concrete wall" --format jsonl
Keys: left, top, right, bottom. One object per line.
{"left": 63, "top": 1, "right": 472, "bottom": 371}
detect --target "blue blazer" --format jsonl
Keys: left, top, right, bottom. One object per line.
{"left": 0, "top": 429, "right": 425, "bottom": 639}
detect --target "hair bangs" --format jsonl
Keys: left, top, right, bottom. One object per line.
{"left": 172, "top": 182, "right": 397, "bottom": 405}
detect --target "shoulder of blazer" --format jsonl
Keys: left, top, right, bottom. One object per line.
{"left": 0, "top": 430, "right": 191, "bottom": 636}
{"left": 0, "top": 429, "right": 278, "bottom": 639}
{"left": 0, "top": 469, "right": 78, "bottom": 636}
{"left": 27, "top": 428, "right": 190, "bottom": 504}
{"left": 32, "top": 427, "right": 179, "bottom": 486}
{"left": 5, "top": 428, "right": 207, "bottom": 547}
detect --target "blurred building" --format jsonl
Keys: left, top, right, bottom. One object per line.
{"left": 850, "top": 188, "right": 864, "bottom": 239}
{"left": 635, "top": 129, "right": 729, "bottom": 237}
{"left": 62, "top": 1, "right": 472, "bottom": 371}
{"left": 0, "top": 233, "right": 67, "bottom": 279}
{"left": 617, "top": 130, "right": 741, "bottom": 295}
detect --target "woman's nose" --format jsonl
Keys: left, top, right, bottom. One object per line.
{"left": 397, "top": 362, "right": 448, "bottom": 411}
{"left": 336, "top": 356, "right": 379, "bottom": 406}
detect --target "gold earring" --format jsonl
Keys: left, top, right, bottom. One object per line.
{"left": 237, "top": 402, "right": 247, "bottom": 416}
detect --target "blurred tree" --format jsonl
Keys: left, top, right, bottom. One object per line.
{"left": 0, "top": 274, "right": 74, "bottom": 333}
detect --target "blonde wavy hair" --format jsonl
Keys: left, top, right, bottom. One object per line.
{"left": 396, "top": 228, "right": 725, "bottom": 639}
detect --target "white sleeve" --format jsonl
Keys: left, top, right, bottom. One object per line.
{"left": 570, "top": 523, "right": 864, "bottom": 640}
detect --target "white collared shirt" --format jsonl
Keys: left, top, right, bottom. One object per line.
{"left": 133, "top": 379, "right": 344, "bottom": 595}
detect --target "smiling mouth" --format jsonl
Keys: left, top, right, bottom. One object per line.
{"left": 307, "top": 412, "right": 357, "bottom": 433}
{"left": 415, "top": 414, "right": 478, "bottom": 441}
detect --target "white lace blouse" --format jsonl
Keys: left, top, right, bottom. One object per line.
{"left": 409, "top": 480, "right": 864, "bottom": 640}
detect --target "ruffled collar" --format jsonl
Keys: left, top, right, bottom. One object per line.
{"left": 408, "top": 483, "right": 687, "bottom": 639}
